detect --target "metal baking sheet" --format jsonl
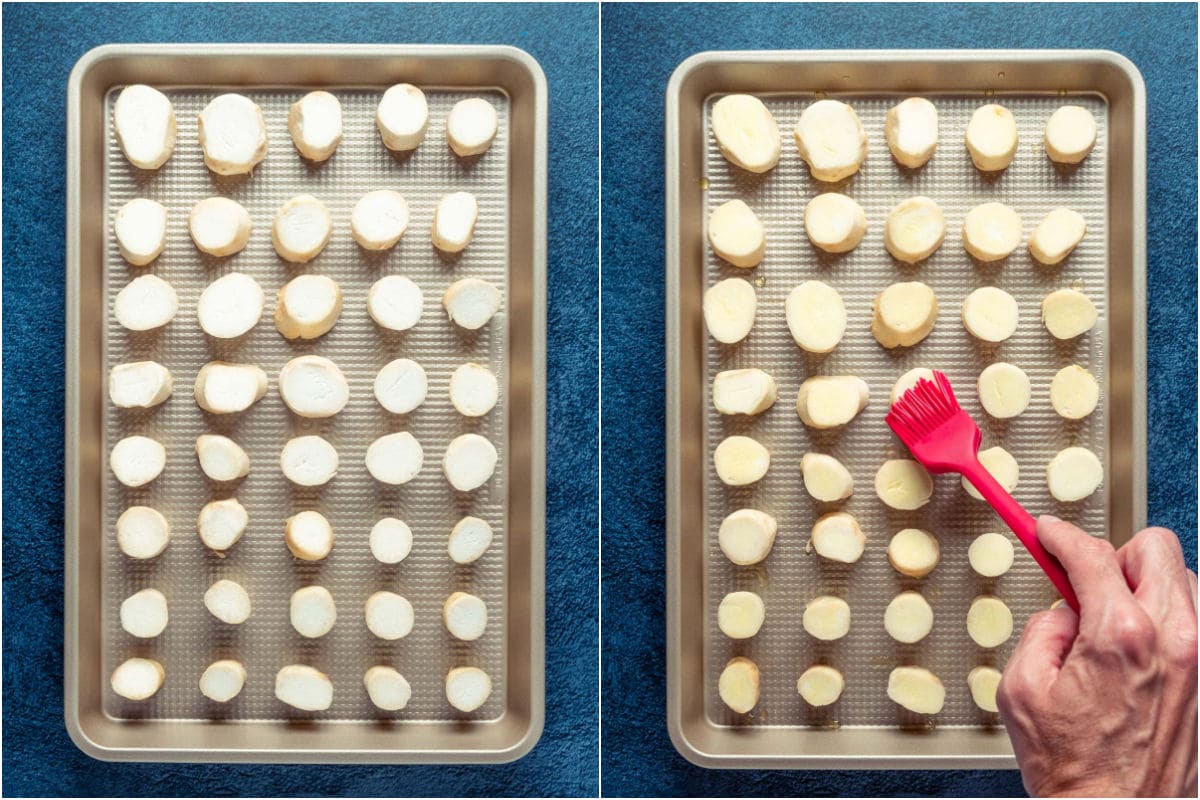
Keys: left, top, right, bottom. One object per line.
{"left": 66, "top": 44, "right": 545, "bottom": 763}
{"left": 666, "top": 50, "right": 1145, "bottom": 769}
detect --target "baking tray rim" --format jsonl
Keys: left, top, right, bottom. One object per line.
{"left": 65, "top": 42, "right": 547, "bottom": 764}
{"left": 665, "top": 48, "right": 1146, "bottom": 770}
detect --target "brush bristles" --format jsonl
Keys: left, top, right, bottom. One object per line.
{"left": 886, "top": 371, "right": 962, "bottom": 443}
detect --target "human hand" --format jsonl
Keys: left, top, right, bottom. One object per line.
{"left": 997, "top": 517, "right": 1197, "bottom": 797}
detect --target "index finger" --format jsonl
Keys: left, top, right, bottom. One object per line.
{"left": 1038, "top": 515, "right": 1136, "bottom": 625}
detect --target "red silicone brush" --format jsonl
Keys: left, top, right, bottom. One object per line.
{"left": 887, "top": 370, "right": 1079, "bottom": 612}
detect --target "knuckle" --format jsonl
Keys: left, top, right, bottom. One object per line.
{"left": 1110, "top": 608, "right": 1157, "bottom": 654}
{"left": 1078, "top": 535, "right": 1116, "bottom": 559}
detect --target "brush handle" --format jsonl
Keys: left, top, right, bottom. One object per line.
{"left": 960, "top": 459, "right": 1080, "bottom": 613}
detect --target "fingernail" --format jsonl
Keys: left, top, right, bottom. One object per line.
{"left": 1040, "top": 514, "right": 1062, "bottom": 525}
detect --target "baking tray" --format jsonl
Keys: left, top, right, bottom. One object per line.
{"left": 65, "top": 44, "right": 545, "bottom": 763}
{"left": 666, "top": 50, "right": 1145, "bottom": 769}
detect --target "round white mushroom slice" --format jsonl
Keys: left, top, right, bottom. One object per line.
{"left": 351, "top": 190, "right": 409, "bottom": 250}
{"left": 362, "top": 592, "right": 415, "bottom": 642}
{"left": 450, "top": 363, "right": 499, "bottom": 417}
{"left": 710, "top": 94, "right": 780, "bottom": 173}
{"left": 290, "top": 585, "right": 337, "bottom": 638}
{"left": 197, "top": 272, "right": 265, "bottom": 339}
{"left": 795, "top": 376, "right": 869, "bottom": 429}
{"left": 712, "top": 435, "right": 769, "bottom": 486}
{"left": 703, "top": 278, "right": 756, "bottom": 344}
{"left": 1042, "top": 288, "right": 1097, "bottom": 340}
{"left": 114, "top": 198, "right": 167, "bottom": 266}
{"left": 968, "top": 532, "right": 1015, "bottom": 578}
{"left": 200, "top": 660, "right": 247, "bottom": 703}
{"left": 447, "top": 98, "right": 498, "bottom": 156}
{"left": 288, "top": 90, "right": 342, "bottom": 161}
{"left": 797, "top": 665, "right": 845, "bottom": 707}
{"left": 1029, "top": 208, "right": 1087, "bottom": 265}
{"left": 962, "top": 446, "right": 1019, "bottom": 500}
{"left": 885, "top": 196, "right": 946, "bottom": 264}
{"left": 786, "top": 280, "right": 846, "bottom": 354}
{"left": 274, "top": 274, "right": 342, "bottom": 340}
{"left": 800, "top": 453, "right": 854, "bottom": 503}
{"left": 280, "top": 435, "right": 339, "bottom": 487}
{"left": 111, "top": 657, "right": 165, "bottom": 701}
{"left": 890, "top": 368, "right": 935, "bottom": 407}
{"left": 717, "top": 591, "right": 765, "bottom": 639}
{"left": 1044, "top": 105, "right": 1097, "bottom": 165}
{"left": 963, "top": 203, "right": 1022, "bottom": 262}
{"left": 872, "top": 282, "right": 938, "bottom": 348}
{"left": 189, "top": 197, "right": 252, "bottom": 257}
{"left": 793, "top": 99, "right": 868, "bottom": 182}
{"left": 109, "top": 361, "right": 173, "bottom": 409}
{"left": 1047, "top": 446, "right": 1103, "bottom": 501}
{"left": 445, "top": 666, "right": 492, "bottom": 712}
{"left": 204, "top": 579, "right": 252, "bottom": 624}
{"left": 966, "top": 104, "right": 1018, "bottom": 172}
{"left": 718, "top": 657, "right": 760, "bottom": 714}
{"left": 114, "top": 274, "right": 178, "bottom": 332}
{"left": 432, "top": 192, "right": 480, "bottom": 254}
{"left": 977, "top": 362, "right": 1031, "bottom": 419}
{"left": 443, "top": 278, "right": 502, "bottom": 330}
{"left": 961, "top": 286, "right": 1019, "bottom": 343}
{"left": 448, "top": 516, "right": 493, "bottom": 564}
{"left": 272, "top": 195, "right": 332, "bottom": 264}
{"left": 803, "top": 595, "right": 851, "bottom": 641}
{"left": 712, "top": 368, "right": 777, "bottom": 416}
{"left": 278, "top": 355, "right": 349, "bottom": 418}
{"left": 1050, "top": 365, "right": 1099, "bottom": 420}
{"left": 707, "top": 199, "right": 765, "bottom": 268}
{"left": 376, "top": 83, "right": 428, "bottom": 151}
{"left": 368, "top": 275, "right": 423, "bottom": 331}
{"left": 116, "top": 506, "right": 170, "bottom": 559}
{"left": 443, "top": 433, "right": 499, "bottom": 491}
{"left": 284, "top": 510, "right": 334, "bottom": 561}
{"left": 197, "top": 498, "right": 248, "bottom": 553}
{"left": 875, "top": 459, "right": 934, "bottom": 510}
{"left": 887, "top": 528, "right": 941, "bottom": 578}
{"left": 967, "top": 595, "right": 1014, "bottom": 648}
{"left": 195, "top": 434, "right": 250, "bottom": 482}
{"left": 194, "top": 361, "right": 268, "bottom": 414}
{"left": 374, "top": 358, "right": 428, "bottom": 414}
{"left": 884, "top": 591, "right": 934, "bottom": 644}
{"left": 810, "top": 512, "right": 866, "bottom": 564}
{"left": 364, "top": 666, "right": 412, "bottom": 711}
{"left": 887, "top": 667, "right": 945, "bottom": 714}
{"left": 119, "top": 588, "right": 168, "bottom": 638}
{"left": 885, "top": 97, "right": 938, "bottom": 168}
{"left": 198, "top": 93, "right": 267, "bottom": 175}
{"left": 110, "top": 435, "right": 166, "bottom": 488}
{"left": 718, "top": 509, "right": 778, "bottom": 566}
{"left": 114, "top": 85, "right": 176, "bottom": 170}
{"left": 275, "top": 665, "right": 333, "bottom": 712}
{"left": 369, "top": 518, "right": 413, "bottom": 564}
{"left": 443, "top": 591, "right": 487, "bottom": 641}
{"left": 968, "top": 666, "right": 1003, "bottom": 713}
{"left": 804, "top": 193, "right": 867, "bottom": 253}
{"left": 365, "top": 432, "right": 424, "bottom": 485}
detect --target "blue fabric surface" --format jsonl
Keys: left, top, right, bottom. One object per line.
{"left": 2, "top": 3, "right": 597, "bottom": 797}
{"left": 601, "top": 3, "right": 1197, "bottom": 797}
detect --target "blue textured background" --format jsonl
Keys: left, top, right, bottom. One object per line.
{"left": 2, "top": 3, "right": 597, "bottom": 797}
{"left": 601, "top": 3, "right": 1197, "bottom": 797}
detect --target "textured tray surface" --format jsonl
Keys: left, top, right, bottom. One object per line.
{"left": 102, "top": 86, "right": 509, "bottom": 723}
{"left": 701, "top": 93, "right": 1108, "bottom": 729}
